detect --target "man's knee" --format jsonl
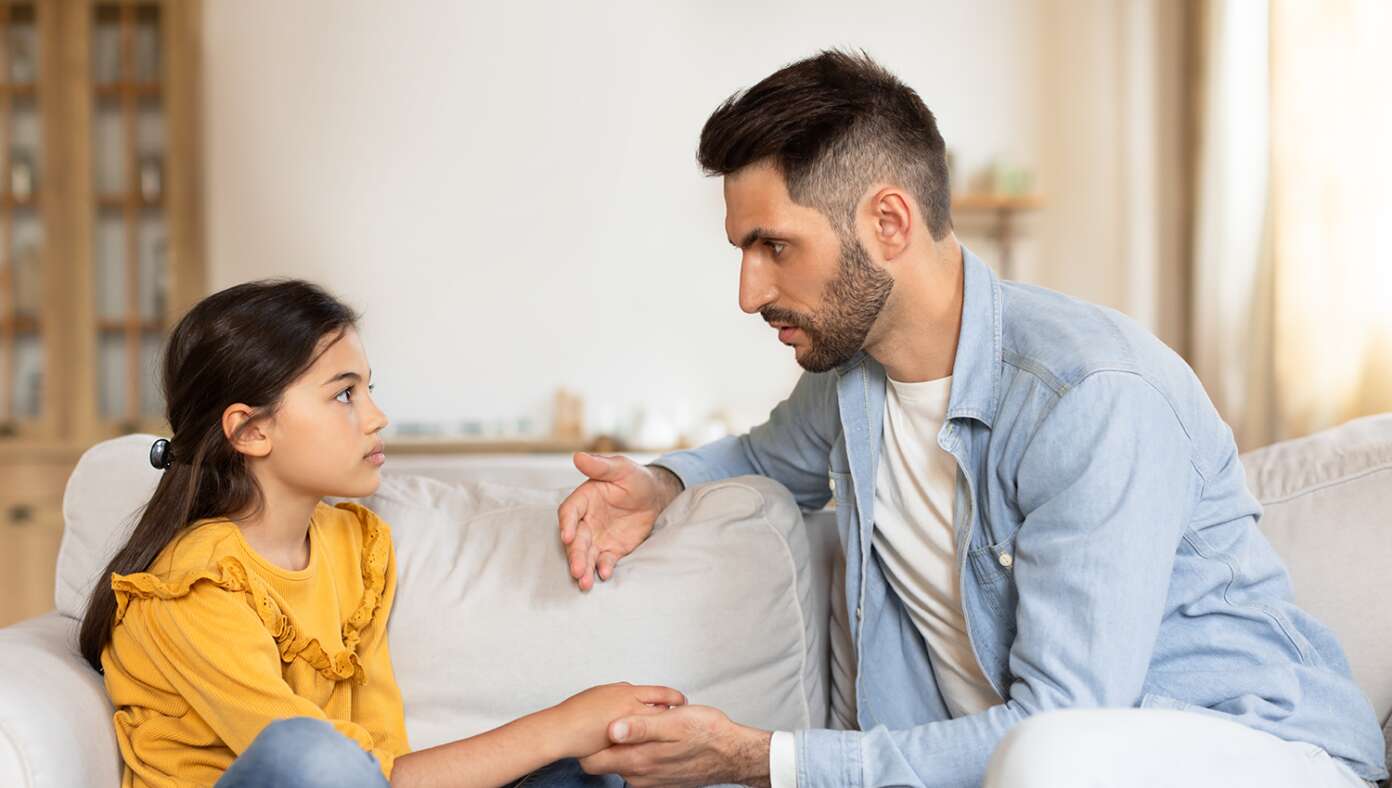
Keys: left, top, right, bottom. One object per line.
{"left": 984, "top": 710, "right": 1122, "bottom": 788}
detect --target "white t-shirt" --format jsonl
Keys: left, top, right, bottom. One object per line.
{"left": 870, "top": 374, "right": 1002, "bottom": 717}
{"left": 770, "top": 374, "right": 1001, "bottom": 787}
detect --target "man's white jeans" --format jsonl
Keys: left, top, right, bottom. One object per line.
{"left": 983, "top": 709, "right": 1374, "bottom": 788}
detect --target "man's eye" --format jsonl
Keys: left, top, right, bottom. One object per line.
{"left": 335, "top": 387, "right": 353, "bottom": 404}
{"left": 767, "top": 241, "right": 786, "bottom": 257}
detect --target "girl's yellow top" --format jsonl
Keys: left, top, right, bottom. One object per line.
{"left": 101, "top": 502, "right": 410, "bottom": 787}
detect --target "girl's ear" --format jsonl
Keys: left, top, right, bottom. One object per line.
{"left": 222, "top": 403, "right": 271, "bottom": 458}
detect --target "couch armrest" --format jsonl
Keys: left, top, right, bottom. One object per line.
{"left": 0, "top": 612, "right": 121, "bottom": 787}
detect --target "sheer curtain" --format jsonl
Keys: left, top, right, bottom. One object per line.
{"left": 1191, "top": 0, "right": 1392, "bottom": 450}
{"left": 1268, "top": 0, "right": 1392, "bottom": 439}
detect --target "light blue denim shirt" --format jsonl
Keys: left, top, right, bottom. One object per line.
{"left": 655, "top": 248, "right": 1387, "bottom": 787}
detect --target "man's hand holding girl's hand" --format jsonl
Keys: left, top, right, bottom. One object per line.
{"left": 545, "top": 682, "right": 687, "bottom": 760}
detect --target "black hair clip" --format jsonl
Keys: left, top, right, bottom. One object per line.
{"left": 149, "top": 438, "right": 174, "bottom": 470}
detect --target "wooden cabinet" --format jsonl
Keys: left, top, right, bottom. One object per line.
{"left": 0, "top": 0, "right": 202, "bottom": 627}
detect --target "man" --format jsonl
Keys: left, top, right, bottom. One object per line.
{"left": 556, "top": 51, "right": 1387, "bottom": 787}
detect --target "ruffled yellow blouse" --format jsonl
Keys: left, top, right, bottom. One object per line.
{"left": 101, "top": 502, "right": 410, "bottom": 788}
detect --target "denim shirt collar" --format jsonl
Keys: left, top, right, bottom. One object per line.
{"left": 834, "top": 244, "right": 1002, "bottom": 428}
{"left": 945, "top": 246, "right": 1002, "bottom": 428}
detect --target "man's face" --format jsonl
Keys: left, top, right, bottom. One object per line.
{"left": 723, "top": 161, "right": 893, "bottom": 373}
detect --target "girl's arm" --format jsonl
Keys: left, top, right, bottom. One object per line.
{"left": 390, "top": 683, "right": 686, "bottom": 787}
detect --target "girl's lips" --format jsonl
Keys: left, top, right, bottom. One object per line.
{"left": 366, "top": 451, "right": 386, "bottom": 467}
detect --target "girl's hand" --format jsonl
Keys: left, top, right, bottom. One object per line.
{"left": 545, "top": 682, "right": 687, "bottom": 759}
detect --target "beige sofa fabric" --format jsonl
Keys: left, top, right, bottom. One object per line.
{"left": 51, "top": 435, "right": 833, "bottom": 755}
{"left": 363, "top": 472, "right": 830, "bottom": 749}
{"left": 1240, "top": 413, "right": 1392, "bottom": 726}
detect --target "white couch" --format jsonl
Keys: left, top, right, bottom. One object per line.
{"left": 2, "top": 414, "right": 1391, "bottom": 786}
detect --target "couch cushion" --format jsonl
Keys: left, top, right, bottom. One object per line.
{"left": 1241, "top": 413, "right": 1392, "bottom": 727}
{"left": 54, "top": 435, "right": 833, "bottom": 750}
{"left": 362, "top": 471, "right": 830, "bottom": 749}
{"left": 55, "top": 435, "right": 166, "bottom": 620}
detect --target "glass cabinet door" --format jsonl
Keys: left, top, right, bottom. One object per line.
{"left": 91, "top": 1, "right": 166, "bottom": 430}
{"left": 0, "top": 2, "right": 43, "bottom": 437}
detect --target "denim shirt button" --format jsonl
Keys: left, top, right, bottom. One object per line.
{"left": 998, "top": 552, "right": 1014, "bottom": 569}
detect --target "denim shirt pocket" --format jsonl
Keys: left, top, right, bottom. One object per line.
{"left": 966, "top": 530, "right": 1020, "bottom": 620}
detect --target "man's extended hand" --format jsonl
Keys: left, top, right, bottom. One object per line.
{"left": 577, "top": 705, "right": 772, "bottom": 788}
{"left": 558, "top": 453, "right": 684, "bottom": 591}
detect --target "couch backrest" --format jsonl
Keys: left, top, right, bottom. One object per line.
{"left": 54, "top": 416, "right": 1392, "bottom": 736}
{"left": 54, "top": 435, "right": 835, "bottom": 746}
{"left": 1240, "top": 413, "right": 1392, "bottom": 726}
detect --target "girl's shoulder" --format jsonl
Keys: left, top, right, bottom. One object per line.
{"left": 314, "top": 501, "right": 394, "bottom": 554}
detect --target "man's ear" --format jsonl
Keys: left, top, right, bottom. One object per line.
{"left": 222, "top": 404, "right": 271, "bottom": 459}
{"left": 866, "top": 187, "right": 914, "bottom": 263}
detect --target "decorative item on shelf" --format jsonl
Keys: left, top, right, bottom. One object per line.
{"left": 92, "top": 14, "right": 121, "bottom": 85}
{"left": 993, "top": 162, "right": 1034, "bottom": 197}
{"left": 587, "top": 434, "right": 624, "bottom": 453}
{"left": 551, "top": 388, "right": 585, "bottom": 442}
{"left": 12, "top": 243, "right": 39, "bottom": 318}
{"left": 9, "top": 152, "right": 34, "bottom": 205}
{"left": 9, "top": 29, "right": 35, "bottom": 85}
{"left": 134, "top": 17, "right": 160, "bottom": 83}
{"left": 19, "top": 363, "right": 41, "bottom": 420}
{"left": 628, "top": 407, "right": 678, "bottom": 452}
{"left": 139, "top": 156, "right": 162, "bottom": 204}
{"left": 691, "top": 409, "right": 735, "bottom": 447}
{"left": 150, "top": 238, "right": 169, "bottom": 318}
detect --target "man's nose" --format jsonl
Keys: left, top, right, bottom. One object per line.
{"left": 738, "top": 255, "right": 777, "bottom": 315}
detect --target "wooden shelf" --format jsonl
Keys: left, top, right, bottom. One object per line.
{"left": 0, "top": 84, "right": 36, "bottom": 99}
{"left": 1, "top": 193, "right": 39, "bottom": 210}
{"left": 952, "top": 193, "right": 1043, "bottom": 212}
{"left": 950, "top": 193, "right": 1043, "bottom": 280}
{"left": 0, "top": 315, "right": 40, "bottom": 334}
{"left": 97, "top": 318, "right": 162, "bottom": 333}
{"left": 94, "top": 81, "right": 161, "bottom": 99}
{"left": 97, "top": 192, "right": 162, "bottom": 211}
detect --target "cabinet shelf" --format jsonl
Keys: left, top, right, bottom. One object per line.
{"left": 94, "top": 81, "right": 160, "bottom": 99}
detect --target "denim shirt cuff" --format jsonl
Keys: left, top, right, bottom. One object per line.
{"left": 794, "top": 728, "right": 862, "bottom": 788}
{"left": 649, "top": 450, "right": 724, "bottom": 490}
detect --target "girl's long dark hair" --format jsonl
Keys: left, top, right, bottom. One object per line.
{"left": 79, "top": 279, "right": 359, "bottom": 672}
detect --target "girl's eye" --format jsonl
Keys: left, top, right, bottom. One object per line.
{"left": 335, "top": 387, "right": 353, "bottom": 404}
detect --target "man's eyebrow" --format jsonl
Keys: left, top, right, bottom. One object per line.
{"left": 322, "top": 369, "right": 371, "bottom": 386}
{"left": 730, "top": 227, "right": 779, "bottom": 250}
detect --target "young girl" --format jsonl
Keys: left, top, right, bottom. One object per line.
{"left": 79, "top": 280, "right": 680, "bottom": 787}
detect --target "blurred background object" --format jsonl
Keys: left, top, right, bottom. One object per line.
{"left": 0, "top": 0, "right": 1387, "bottom": 625}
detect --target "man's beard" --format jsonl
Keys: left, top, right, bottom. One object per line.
{"left": 761, "top": 236, "right": 893, "bottom": 373}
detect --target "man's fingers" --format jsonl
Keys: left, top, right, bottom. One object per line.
{"left": 633, "top": 685, "right": 686, "bottom": 708}
{"left": 596, "top": 551, "right": 619, "bottom": 581}
{"left": 569, "top": 526, "right": 593, "bottom": 582}
{"left": 610, "top": 711, "right": 682, "bottom": 745}
{"left": 558, "top": 493, "right": 588, "bottom": 545}
{"left": 573, "top": 452, "right": 628, "bottom": 482}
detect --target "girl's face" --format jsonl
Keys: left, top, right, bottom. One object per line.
{"left": 257, "top": 327, "right": 389, "bottom": 500}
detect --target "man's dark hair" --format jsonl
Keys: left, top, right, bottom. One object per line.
{"left": 697, "top": 49, "right": 953, "bottom": 240}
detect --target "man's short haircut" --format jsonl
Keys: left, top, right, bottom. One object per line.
{"left": 697, "top": 49, "right": 953, "bottom": 240}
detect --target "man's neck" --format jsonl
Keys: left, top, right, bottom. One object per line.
{"left": 236, "top": 469, "right": 318, "bottom": 571}
{"left": 867, "top": 238, "right": 965, "bottom": 383}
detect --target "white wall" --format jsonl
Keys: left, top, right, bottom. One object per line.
{"left": 202, "top": 0, "right": 1048, "bottom": 438}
